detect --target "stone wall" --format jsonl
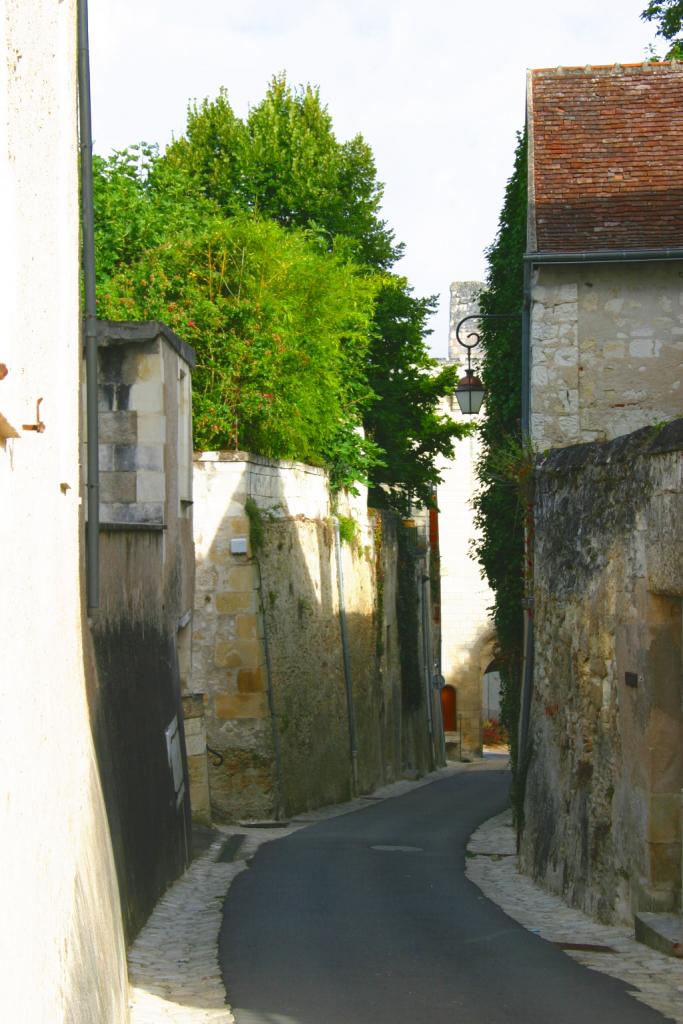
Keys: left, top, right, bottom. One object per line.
{"left": 0, "top": 3, "right": 128, "bottom": 1019}
{"left": 192, "top": 453, "right": 436, "bottom": 822}
{"left": 520, "top": 420, "right": 683, "bottom": 924}
{"left": 530, "top": 262, "right": 683, "bottom": 450}
{"left": 88, "top": 323, "right": 195, "bottom": 940}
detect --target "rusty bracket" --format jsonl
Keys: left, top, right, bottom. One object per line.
{"left": 23, "top": 397, "right": 46, "bottom": 433}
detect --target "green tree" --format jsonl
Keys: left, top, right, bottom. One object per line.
{"left": 97, "top": 214, "right": 380, "bottom": 483}
{"left": 472, "top": 130, "right": 527, "bottom": 784}
{"left": 93, "top": 143, "right": 215, "bottom": 280}
{"left": 95, "top": 75, "right": 463, "bottom": 501}
{"left": 165, "top": 76, "right": 401, "bottom": 269}
{"left": 161, "top": 76, "right": 463, "bottom": 503}
{"left": 642, "top": 0, "right": 683, "bottom": 57}
{"left": 366, "top": 276, "right": 469, "bottom": 513}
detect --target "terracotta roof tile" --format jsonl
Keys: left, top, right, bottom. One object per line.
{"left": 528, "top": 62, "right": 683, "bottom": 252}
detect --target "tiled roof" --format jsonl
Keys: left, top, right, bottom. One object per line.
{"left": 528, "top": 62, "right": 683, "bottom": 253}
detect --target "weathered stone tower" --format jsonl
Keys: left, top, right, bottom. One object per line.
{"left": 448, "top": 280, "right": 483, "bottom": 363}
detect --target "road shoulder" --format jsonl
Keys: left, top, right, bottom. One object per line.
{"left": 466, "top": 811, "right": 683, "bottom": 1024}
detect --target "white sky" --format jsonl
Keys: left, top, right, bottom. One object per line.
{"left": 89, "top": 0, "right": 656, "bottom": 357}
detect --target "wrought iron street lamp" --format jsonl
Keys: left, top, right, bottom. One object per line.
{"left": 453, "top": 312, "right": 523, "bottom": 415}
{"left": 453, "top": 315, "right": 485, "bottom": 415}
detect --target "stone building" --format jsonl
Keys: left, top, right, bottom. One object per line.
{"left": 526, "top": 61, "right": 683, "bottom": 449}
{"left": 521, "top": 62, "right": 683, "bottom": 945}
{"left": 435, "top": 282, "right": 498, "bottom": 758}
{"left": 0, "top": 3, "right": 129, "bottom": 1019}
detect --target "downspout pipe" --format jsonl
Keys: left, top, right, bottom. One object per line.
{"left": 253, "top": 557, "right": 286, "bottom": 820}
{"left": 77, "top": 0, "right": 99, "bottom": 611}
{"left": 521, "top": 260, "right": 531, "bottom": 438}
{"left": 518, "top": 258, "right": 533, "bottom": 758}
{"left": 334, "top": 518, "right": 359, "bottom": 796}
{"left": 420, "top": 571, "right": 436, "bottom": 771}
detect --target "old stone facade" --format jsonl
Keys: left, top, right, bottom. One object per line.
{"left": 523, "top": 63, "right": 683, "bottom": 938}
{"left": 520, "top": 422, "right": 683, "bottom": 924}
{"left": 88, "top": 320, "right": 196, "bottom": 940}
{"left": 0, "top": 3, "right": 129, "bottom": 1019}
{"left": 530, "top": 262, "right": 683, "bottom": 450}
{"left": 436, "top": 281, "right": 496, "bottom": 757}
{"left": 191, "top": 453, "right": 439, "bottom": 822}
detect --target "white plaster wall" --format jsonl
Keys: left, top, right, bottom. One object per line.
{"left": 436, "top": 281, "right": 496, "bottom": 753}
{"left": 0, "top": 3, "right": 128, "bottom": 1019}
{"left": 436, "top": 400, "right": 496, "bottom": 752}
{"left": 530, "top": 263, "right": 683, "bottom": 450}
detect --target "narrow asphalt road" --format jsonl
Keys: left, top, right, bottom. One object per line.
{"left": 219, "top": 768, "right": 672, "bottom": 1024}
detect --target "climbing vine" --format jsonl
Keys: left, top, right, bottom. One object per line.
{"left": 396, "top": 524, "right": 422, "bottom": 711}
{"left": 245, "top": 497, "right": 265, "bottom": 554}
{"left": 472, "top": 129, "right": 527, "bottom": 785}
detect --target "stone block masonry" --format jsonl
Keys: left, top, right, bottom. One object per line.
{"left": 192, "top": 452, "right": 435, "bottom": 822}
{"left": 521, "top": 418, "right": 683, "bottom": 925}
{"left": 530, "top": 262, "right": 683, "bottom": 450}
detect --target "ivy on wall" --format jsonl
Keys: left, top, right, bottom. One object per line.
{"left": 396, "top": 525, "right": 422, "bottom": 712}
{"left": 472, "top": 129, "right": 527, "bottom": 782}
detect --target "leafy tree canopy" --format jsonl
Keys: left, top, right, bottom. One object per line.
{"left": 164, "top": 76, "right": 402, "bottom": 270}
{"left": 93, "top": 143, "right": 216, "bottom": 280}
{"left": 367, "top": 277, "right": 469, "bottom": 513}
{"left": 94, "top": 74, "right": 464, "bottom": 502}
{"left": 641, "top": 0, "right": 683, "bottom": 58}
{"left": 97, "top": 213, "right": 381, "bottom": 485}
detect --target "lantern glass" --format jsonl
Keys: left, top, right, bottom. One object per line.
{"left": 454, "top": 372, "right": 485, "bottom": 415}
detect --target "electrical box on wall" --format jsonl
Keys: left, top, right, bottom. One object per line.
{"left": 230, "top": 537, "right": 248, "bottom": 555}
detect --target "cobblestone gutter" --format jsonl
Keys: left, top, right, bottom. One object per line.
{"left": 127, "top": 832, "right": 242, "bottom": 1023}
{"left": 127, "top": 766, "right": 472, "bottom": 1022}
{"left": 128, "top": 765, "right": 683, "bottom": 1022}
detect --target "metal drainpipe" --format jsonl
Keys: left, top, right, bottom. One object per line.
{"left": 77, "top": 0, "right": 99, "bottom": 611}
{"left": 518, "top": 258, "right": 533, "bottom": 756}
{"left": 253, "top": 557, "right": 286, "bottom": 820}
{"left": 334, "top": 518, "right": 359, "bottom": 795}
{"left": 517, "top": 245, "right": 683, "bottom": 756}
{"left": 521, "top": 260, "right": 532, "bottom": 438}
{"left": 421, "top": 570, "right": 436, "bottom": 770}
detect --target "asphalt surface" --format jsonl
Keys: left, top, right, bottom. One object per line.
{"left": 219, "top": 768, "right": 672, "bottom": 1024}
